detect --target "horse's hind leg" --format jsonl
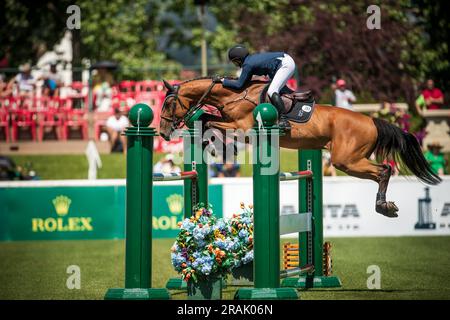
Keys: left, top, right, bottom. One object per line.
{"left": 375, "top": 164, "right": 399, "bottom": 217}
{"left": 332, "top": 157, "right": 399, "bottom": 218}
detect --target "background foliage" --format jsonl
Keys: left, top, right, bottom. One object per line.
{"left": 0, "top": 0, "right": 448, "bottom": 103}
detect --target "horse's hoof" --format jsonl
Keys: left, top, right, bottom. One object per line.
{"left": 376, "top": 201, "right": 399, "bottom": 218}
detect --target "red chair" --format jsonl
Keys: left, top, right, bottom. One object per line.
{"left": 68, "top": 81, "right": 88, "bottom": 110}
{"left": 17, "top": 96, "right": 35, "bottom": 111}
{"left": 37, "top": 98, "right": 64, "bottom": 141}
{"left": 93, "top": 110, "right": 114, "bottom": 141}
{"left": 0, "top": 97, "right": 11, "bottom": 111}
{"left": 2, "top": 96, "right": 20, "bottom": 111}
{"left": 134, "top": 91, "right": 164, "bottom": 108}
{"left": 62, "top": 108, "right": 88, "bottom": 140}
{"left": 111, "top": 93, "right": 131, "bottom": 110}
{"left": 120, "top": 80, "right": 136, "bottom": 94}
{"left": 11, "top": 109, "right": 37, "bottom": 141}
{"left": 0, "top": 108, "right": 9, "bottom": 142}
{"left": 135, "top": 80, "right": 159, "bottom": 93}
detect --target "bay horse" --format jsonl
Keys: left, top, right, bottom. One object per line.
{"left": 159, "top": 77, "right": 441, "bottom": 218}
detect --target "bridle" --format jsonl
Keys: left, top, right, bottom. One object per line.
{"left": 161, "top": 80, "right": 217, "bottom": 131}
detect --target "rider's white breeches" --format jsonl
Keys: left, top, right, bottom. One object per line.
{"left": 267, "top": 54, "right": 296, "bottom": 97}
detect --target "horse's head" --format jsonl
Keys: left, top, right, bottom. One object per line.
{"left": 160, "top": 80, "right": 193, "bottom": 141}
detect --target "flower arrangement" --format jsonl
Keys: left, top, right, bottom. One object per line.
{"left": 170, "top": 203, "right": 236, "bottom": 283}
{"left": 171, "top": 202, "right": 256, "bottom": 284}
{"left": 228, "top": 203, "right": 254, "bottom": 268}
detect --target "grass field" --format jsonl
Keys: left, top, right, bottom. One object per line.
{"left": 1, "top": 236, "right": 449, "bottom": 300}
{"left": 10, "top": 150, "right": 326, "bottom": 180}
{"left": 11, "top": 152, "right": 450, "bottom": 180}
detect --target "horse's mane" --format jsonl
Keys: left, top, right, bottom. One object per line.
{"left": 177, "top": 76, "right": 267, "bottom": 86}
{"left": 178, "top": 76, "right": 215, "bottom": 84}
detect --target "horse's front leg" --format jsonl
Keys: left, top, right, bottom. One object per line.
{"left": 202, "top": 121, "right": 240, "bottom": 158}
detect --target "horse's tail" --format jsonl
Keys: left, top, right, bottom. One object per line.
{"left": 372, "top": 117, "right": 441, "bottom": 185}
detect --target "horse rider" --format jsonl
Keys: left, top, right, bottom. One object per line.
{"left": 216, "top": 45, "right": 296, "bottom": 130}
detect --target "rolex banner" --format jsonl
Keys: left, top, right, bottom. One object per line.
{"left": 0, "top": 181, "right": 223, "bottom": 241}
{"left": 1, "top": 177, "right": 450, "bottom": 241}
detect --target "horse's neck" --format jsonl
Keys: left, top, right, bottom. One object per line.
{"left": 180, "top": 80, "right": 265, "bottom": 120}
{"left": 183, "top": 80, "right": 264, "bottom": 108}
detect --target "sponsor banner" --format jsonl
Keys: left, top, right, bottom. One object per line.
{"left": 1, "top": 176, "right": 449, "bottom": 240}
{"left": 220, "top": 176, "right": 450, "bottom": 237}
{"left": 0, "top": 180, "right": 222, "bottom": 241}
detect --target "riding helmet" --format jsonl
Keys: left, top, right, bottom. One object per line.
{"left": 228, "top": 45, "right": 249, "bottom": 67}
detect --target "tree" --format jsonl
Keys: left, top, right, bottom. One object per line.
{"left": 0, "top": 0, "right": 181, "bottom": 79}
{"left": 206, "top": 0, "right": 448, "bottom": 105}
{"left": 413, "top": 0, "right": 450, "bottom": 92}
{"left": 0, "top": 0, "right": 71, "bottom": 67}
{"left": 76, "top": 0, "right": 180, "bottom": 79}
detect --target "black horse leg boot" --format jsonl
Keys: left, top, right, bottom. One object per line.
{"left": 269, "top": 92, "right": 291, "bottom": 130}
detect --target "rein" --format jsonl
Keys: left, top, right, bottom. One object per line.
{"left": 162, "top": 80, "right": 217, "bottom": 130}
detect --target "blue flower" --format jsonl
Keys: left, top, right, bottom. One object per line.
{"left": 238, "top": 229, "right": 249, "bottom": 238}
{"left": 242, "top": 250, "right": 253, "bottom": 264}
{"left": 181, "top": 219, "right": 196, "bottom": 230}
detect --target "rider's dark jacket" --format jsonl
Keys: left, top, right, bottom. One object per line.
{"left": 222, "top": 52, "right": 285, "bottom": 90}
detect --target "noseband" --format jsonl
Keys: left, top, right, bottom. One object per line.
{"left": 161, "top": 80, "right": 217, "bottom": 131}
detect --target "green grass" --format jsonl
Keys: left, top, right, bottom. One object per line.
{"left": 10, "top": 150, "right": 450, "bottom": 180}
{"left": 11, "top": 153, "right": 165, "bottom": 180}
{"left": 1, "top": 236, "right": 449, "bottom": 300}
{"left": 10, "top": 150, "right": 347, "bottom": 180}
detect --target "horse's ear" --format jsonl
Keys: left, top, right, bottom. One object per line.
{"left": 163, "top": 79, "right": 174, "bottom": 92}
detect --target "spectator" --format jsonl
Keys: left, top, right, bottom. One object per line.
{"left": 39, "top": 62, "right": 62, "bottom": 97}
{"left": 8, "top": 63, "right": 35, "bottom": 97}
{"left": 334, "top": 79, "right": 356, "bottom": 111}
{"left": 0, "top": 49, "right": 10, "bottom": 69}
{"left": 422, "top": 79, "right": 444, "bottom": 111}
{"left": 93, "top": 67, "right": 114, "bottom": 112}
{"left": 153, "top": 154, "right": 181, "bottom": 174}
{"left": 105, "top": 108, "right": 129, "bottom": 153}
{"left": 0, "top": 74, "right": 7, "bottom": 97}
{"left": 415, "top": 93, "right": 426, "bottom": 114}
{"left": 0, "top": 156, "right": 36, "bottom": 180}
{"left": 329, "top": 79, "right": 337, "bottom": 106}
{"left": 424, "top": 141, "right": 447, "bottom": 176}
{"left": 211, "top": 162, "right": 241, "bottom": 177}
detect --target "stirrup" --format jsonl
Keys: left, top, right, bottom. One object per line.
{"left": 278, "top": 116, "right": 291, "bottom": 130}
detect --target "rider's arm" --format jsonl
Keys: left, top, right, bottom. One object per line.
{"left": 346, "top": 90, "right": 356, "bottom": 102}
{"left": 222, "top": 65, "right": 252, "bottom": 90}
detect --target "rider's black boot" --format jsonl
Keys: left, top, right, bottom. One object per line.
{"left": 269, "top": 92, "right": 291, "bottom": 130}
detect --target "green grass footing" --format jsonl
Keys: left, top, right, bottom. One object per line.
{"left": 1, "top": 237, "right": 450, "bottom": 300}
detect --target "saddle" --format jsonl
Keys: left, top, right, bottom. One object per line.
{"left": 259, "top": 85, "right": 315, "bottom": 123}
